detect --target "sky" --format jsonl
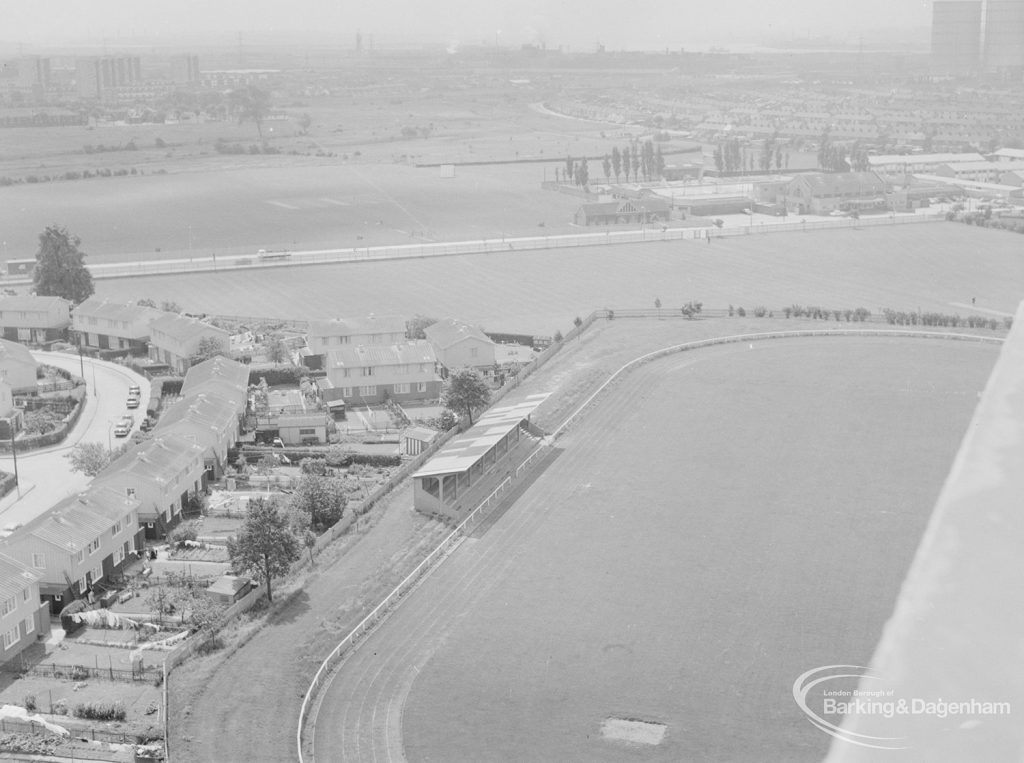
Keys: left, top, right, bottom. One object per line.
{"left": 6, "top": 0, "right": 933, "bottom": 50}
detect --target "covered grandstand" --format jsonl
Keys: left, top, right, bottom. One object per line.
{"left": 412, "top": 393, "right": 549, "bottom": 520}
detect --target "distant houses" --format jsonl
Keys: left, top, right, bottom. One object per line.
{"left": 71, "top": 298, "right": 163, "bottom": 353}
{"left": 148, "top": 314, "right": 232, "bottom": 375}
{"left": 0, "top": 339, "right": 38, "bottom": 394}
{"left": 0, "top": 296, "right": 70, "bottom": 345}
{"left": 424, "top": 318, "right": 497, "bottom": 379}
{"left": 324, "top": 341, "right": 441, "bottom": 406}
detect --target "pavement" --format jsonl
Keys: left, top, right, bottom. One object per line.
{"left": 0, "top": 351, "right": 150, "bottom": 528}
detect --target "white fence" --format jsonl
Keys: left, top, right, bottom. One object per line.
{"left": 294, "top": 324, "right": 1000, "bottom": 762}
{"left": 296, "top": 448, "right": 544, "bottom": 762}
{"left": 6, "top": 213, "right": 944, "bottom": 285}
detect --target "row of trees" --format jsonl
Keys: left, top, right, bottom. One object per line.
{"left": 882, "top": 309, "right": 1011, "bottom": 330}
{"left": 560, "top": 140, "right": 668, "bottom": 186}
{"left": 713, "top": 137, "right": 792, "bottom": 174}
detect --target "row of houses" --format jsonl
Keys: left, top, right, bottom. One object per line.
{"left": 0, "top": 356, "right": 249, "bottom": 664}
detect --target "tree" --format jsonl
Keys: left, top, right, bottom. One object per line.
{"left": 264, "top": 337, "right": 288, "bottom": 364}
{"left": 654, "top": 146, "right": 665, "bottom": 179}
{"left": 161, "top": 300, "right": 182, "bottom": 313}
{"left": 441, "top": 369, "right": 490, "bottom": 426}
{"left": 406, "top": 314, "right": 438, "bottom": 340}
{"left": 227, "top": 497, "right": 299, "bottom": 604}
{"left": 230, "top": 86, "right": 270, "bottom": 140}
{"left": 611, "top": 146, "right": 622, "bottom": 181}
{"left": 573, "top": 315, "right": 583, "bottom": 341}
{"left": 65, "top": 442, "right": 127, "bottom": 477}
{"left": 288, "top": 470, "right": 347, "bottom": 533}
{"left": 33, "top": 226, "right": 94, "bottom": 304}
{"left": 296, "top": 113, "right": 312, "bottom": 135}
{"left": 602, "top": 154, "right": 611, "bottom": 182}
{"left": 137, "top": 298, "right": 157, "bottom": 308}
{"left": 189, "top": 335, "right": 226, "bottom": 365}
{"left": 622, "top": 147, "right": 631, "bottom": 182}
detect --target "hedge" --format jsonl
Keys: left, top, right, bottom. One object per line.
{"left": 248, "top": 364, "right": 310, "bottom": 386}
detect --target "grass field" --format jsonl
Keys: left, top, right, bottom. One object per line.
{"left": 388, "top": 336, "right": 998, "bottom": 761}
{"left": 91, "top": 223, "right": 1024, "bottom": 336}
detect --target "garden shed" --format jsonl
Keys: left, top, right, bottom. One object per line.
{"left": 205, "top": 574, "right": 253, "bottom": 605}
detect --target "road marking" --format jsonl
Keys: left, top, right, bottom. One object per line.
{"left": 319, "top": 198, "right": 350, "bottom": 206}
{"left": 267, "top": 200, "right": 300, "bottom": 210}
{"left": 949, "top": 302, "right": 1013, "bottom": 317}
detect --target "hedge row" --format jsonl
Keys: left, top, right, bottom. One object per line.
{"left": 248, "top": 365, "right": 311, "bottom": 386}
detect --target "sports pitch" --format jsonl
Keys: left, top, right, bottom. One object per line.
{"left": 313, "top": 335, "right": 999, "bottom": 761}
{"left": 94, "top": 222, "right": 1023, "bottom": 336}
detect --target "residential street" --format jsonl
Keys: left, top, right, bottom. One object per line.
{"left": 0, "top": 351, "right": 150, "bottom": 528}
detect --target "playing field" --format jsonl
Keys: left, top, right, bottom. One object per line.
{"left": 92, "top": 222, "right": 1023, "bottom": 336}
{"left": 311, "top": 335, "right": 998, "bottom": 761}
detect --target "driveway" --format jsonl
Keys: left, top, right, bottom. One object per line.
{"left": 0, "top": 351, "right": 149, "bottom": 528}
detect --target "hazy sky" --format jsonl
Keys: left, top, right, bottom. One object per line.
{"left": 8, "top": 0, "right": 933, "bottom": 49}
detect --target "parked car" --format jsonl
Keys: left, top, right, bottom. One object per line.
{"left": 139, "top": 417, "right": 154, "bottom": 433}
{"left": 114, "top": 415, "right": 134, "bottom": 437}
{"left": 126, "top": 395, "right": 140, "bottom": 409}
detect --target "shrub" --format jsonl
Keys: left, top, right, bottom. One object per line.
{"left": 553, "top": 330, "right": 564, "bottom": 343}
{"left": 169, "top": 521, "right": 198, "bottom": 546}
{"left": 23, "top": 694, "right": 36, "bottom": 712}
{"left": 53, "top": 698, "right": 68, "bottom": 715}
{"left": 736, "top": 307, "right": 746, "bottom": 317}
{"left": 74, "top": 701, "right": 126, "bottom": 722}
{"left": 195, "top": 635, "right": 224, "bottom": 655}
{"left": 752, "top": 306, "right": 767, "bottom": 318}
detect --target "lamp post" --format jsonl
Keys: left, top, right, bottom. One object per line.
{"left": 10, "top": 429, "right": 20, "bottom": 498}
{"left": 107, "top": 421, "right": 114, "bottom": 453}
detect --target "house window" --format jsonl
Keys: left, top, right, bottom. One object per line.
{"left": 417, "top": 382, "right": 427, "bottom": 393}
{"left": 298, "top": 428, "right": 315, "bottom": 435}
{"left": 93, "top": 566, "right": 103, "bottom": 585}
{"left": 394, "top": 383, "right": 410, "bottom": 394}
{"left": 470, "top": 347, "right": 478, "bottom": 358}
{"left": 3, "top": 627, "right": 18, "bottom": 649}
{"left": 74, "top": 551, "right": 83, "bottom": 565}
{"left": 31, "top": 554, "right": 44, "bottom": 570}
{"left": 1, "top": 597, "right": 15, "bottom": 617}
{"left": 23, "top": 618, "right": 32, "bottom": 637}
{"left": 358, "top": 385, "right": 376, "bottom": 397}
{"left": 362, "top": 367, "right": 374, "bottom": 377}
{"left": 53, "top": 594, "right": 61, "bottom": 603}
{"left": 342, "top": 388, "right": 352, "bottom": 398}
{"left": 126, "top": 488, "right": 136, "bottom": 500}
{"left": 88, "top": 538, "right": 100, "bottom": 555}
{"left": 22, "top": 589, "right": 29, "bottom": 602}
{"left": 111, "top": 520, "right": 122, "bottom": 536}
{"left": 113, "top": 546, "right": 124, "bottom": 566}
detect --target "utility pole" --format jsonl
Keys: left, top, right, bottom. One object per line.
{"left": 10, "top": 430, "right": 19, "bottom": 498}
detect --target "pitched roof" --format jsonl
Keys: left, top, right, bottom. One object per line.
{"left": 180, "top": 356, "right": 249, "bottom": 400}
{"left": 308, "top": 314, "right": 407, "bottom": 338}
{"left": 424, "top": 318, "right": 492, "bottom": 349}
{"left": 0, "top": 553, "right": 38, "bottom": 599}
{"left": 149, "top": 313, "right": 230, "bottom": 343}
{"left": 94, "top": 433, "right": 206, "bottom": 488}
{"left": 0, "top": 338, "right": 35, "bottom": 366}
{"left": 789, "top": 171, "right": 888, "bottom": 195}
{"left": 326, "top": 340, "right": 437, "bottom": 369}
{"left": 6, "top": 492, "right": 112, "bottom": 553}
{"left": 869, "top": 152, "right": 985, "bottom": 166}
{"left": 72, "top": 298, "right": 163, "bottom": 325}
{"left": 0, "top": 295, "right": 70, "bottom": 312}
{"left": 577, "top": 198, "right": 672, "bottom": 218}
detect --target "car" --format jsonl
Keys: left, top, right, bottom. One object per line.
{"left": 126, "top": 396, "right": 140, "bottom": 409}
{"left": 114, "top": 421, "right": 131, "bottom": 437}
{"left": 128, "top": 384, "right": 141, "bottom": 396}
{"left": 829, "top": 209, "right": 846, "bottom": 217}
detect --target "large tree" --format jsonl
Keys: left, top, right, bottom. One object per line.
{"left": 288, "top": 468, "right": 347, "bottom": 533}
{"left": 33, "top": 225, "right": 94, "bottom": 304}
{"left": 406, "top": 315, "right": 437, "bottom": 340}
{"left": 442, "top": 369, "right": 491, "bottom": 426}
{"left": 227, "top": 497, "right": 299, "bottom": 603}
{"left": 230, "top": 86, "right": 270, "bottom": 140}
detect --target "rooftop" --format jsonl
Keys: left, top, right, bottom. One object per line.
{"left": 308, "top": 314, "right": 407, "bottom": 338}
{"left": 72, "top": 298, "right": 163, "bottom": 325}
{"left": 326, "top": 340, "right": 437, "bottom": 369}
{"left": 413, "top": 393, "right": 549, "bottom": 478}
{"left": 424, "top": 318, "right": 492, "bottom": 349}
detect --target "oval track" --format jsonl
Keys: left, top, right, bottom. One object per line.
{"left": 309, "top": 336, "right": 998, "bottom": 762}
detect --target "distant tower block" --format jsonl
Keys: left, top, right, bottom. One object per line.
{"left": 440, "top": 164, "right": 456, "bottom": 179}
{"left": 931, "top": 0, "right": 983, "bottom": 73}
{"left": 984, "top": 0, "right": 1024, "bottom": 71}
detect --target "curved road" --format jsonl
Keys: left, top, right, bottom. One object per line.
{"left": 0, "top": 352, "right": 149, "bottom": 527}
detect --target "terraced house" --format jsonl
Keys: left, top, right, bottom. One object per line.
{"left": 304, "top": 314, "right": 407, "bottom": 369}
{"left": 0, "top": 295, "right": 70, "bottom": 345}
{"left": 0, "top": 487, "right": 142, "bottom": 610}
{"left": 0, "top": 554, "right": 47, "bottom": 666}
{"left": 92, "top": 434, "right": 208, "bottom": 540}
{"left": 71, "top": 298, "right": 163, "bottom": 354}
{"left": 153, "top": 356, "right": 250, "bottom": 479}
{"left": 424, "top": 318, "right": 497, "bottom": 379}
{"left": 148, "top": 313, "right": 231, "bottom": 374}
{"left": 325, "top": 340, "right": 441, "bottom": 405}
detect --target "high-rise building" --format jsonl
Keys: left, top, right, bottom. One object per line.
{"left": 75, "top": 56, "right": 142, "bottom": 100}
{"left": 170, "top": 55, "right": 200, "bottom": 84}
{"left": 984, "top": 0, "right": 1024, "bottom": 71}
{"left": 932, "top": 1, "right": 983, "bottom": 73}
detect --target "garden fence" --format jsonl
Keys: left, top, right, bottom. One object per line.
{"left": 1, "top": 660, "right": 160, "bottom": 683}
{"left": 0, "top": 715, "right": 140, "bottom": 746}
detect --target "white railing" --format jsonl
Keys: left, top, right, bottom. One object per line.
{"left": 3, "top": 213, "right": 944, "bottom": 285}
{"left": 295, "top": 324, "right": 996, "bottom": 762}
{"left": 296, "top": 457, "right": 538, "bottom": 762}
